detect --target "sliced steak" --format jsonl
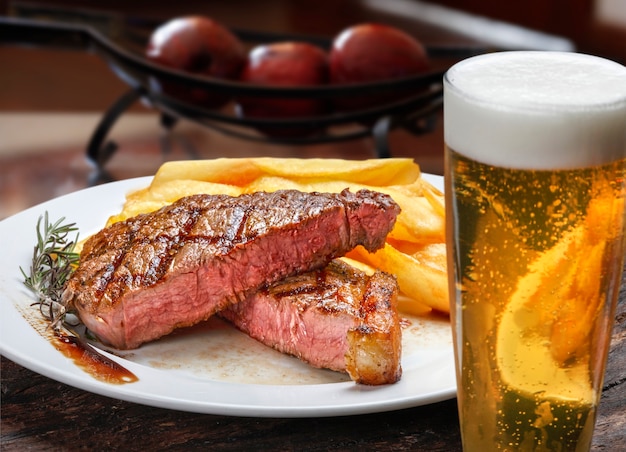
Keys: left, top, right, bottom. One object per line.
{"left": 62, "top": 189, "right": 399, "bottom": 349}
{"left": 220, "top": 259, "right": 402, "bottom": 385}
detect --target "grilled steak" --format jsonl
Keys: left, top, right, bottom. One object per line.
{"left": 62, "top": 189, "right": 399, "bottom": 349}
{"left": 220, "top": 259, "right": 402, "bottom": 385}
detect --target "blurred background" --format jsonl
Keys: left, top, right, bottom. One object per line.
{"left": 1, "top": 0, "right": 625, "bottom": 218}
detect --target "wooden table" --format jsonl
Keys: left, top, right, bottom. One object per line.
{"left": 1, "top": 3, "right": 624, "bottom": 450}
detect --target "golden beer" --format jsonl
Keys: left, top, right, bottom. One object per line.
{"left": 444, "top": 52, "right": 626, "bottom": 451}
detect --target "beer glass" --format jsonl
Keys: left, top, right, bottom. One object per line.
{"left": 444, "top": 51, "right": 626, "bottom": 451}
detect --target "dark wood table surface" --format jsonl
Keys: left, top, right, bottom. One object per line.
{"left": 1, "top": 2, "right": 625, "bottom": 450}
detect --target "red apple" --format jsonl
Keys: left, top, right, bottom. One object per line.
{"left": 329, "top": 23, "right": 430, "bottom": 112}
{"left": 236, "top": 42, "right": 329, "bottom": 137}
{"left": 146, "top": 16, "right": 246, "bottom": 108}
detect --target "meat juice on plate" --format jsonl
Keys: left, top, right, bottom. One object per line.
{"left": 443, "top": 51, "right": 626, "bottom": 450}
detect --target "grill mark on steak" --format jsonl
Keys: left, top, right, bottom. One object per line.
{"left": 62, "top": 189, "right": 400, "bottom": 350}
{"left": 220, "top": 259, "right": 402, "bottom": 385}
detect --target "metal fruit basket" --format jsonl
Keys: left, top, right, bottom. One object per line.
{"left": 1, "top": 11, "right": 486, "bottom": 169}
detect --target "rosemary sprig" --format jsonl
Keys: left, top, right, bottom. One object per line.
{"left": 20, "top": 212, "right": 80, "bottom": 331}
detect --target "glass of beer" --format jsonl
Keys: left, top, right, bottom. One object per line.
{"left": 444, "top": 51, "right": 626, "bottom": 451}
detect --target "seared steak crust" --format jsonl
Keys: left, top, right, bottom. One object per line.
{"left": 62, "top": 189, "right": 399, "bottom": 349}
{"left": 220, "top": 259, "right": 402, "bottom": 385}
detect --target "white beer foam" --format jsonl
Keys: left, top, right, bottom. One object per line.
{"left": 444, "top": 51, "right": 626, "bottom": 169}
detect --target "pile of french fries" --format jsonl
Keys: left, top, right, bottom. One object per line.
{"left": 106, "top": 158, "right": 449, "bottom": 316}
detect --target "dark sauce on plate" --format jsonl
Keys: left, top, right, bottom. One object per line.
{"left": 17, "top": 302, "right": 138, "bottom": 385}
{"left": 52, "top": 330, "right": 138, "bottom": 385}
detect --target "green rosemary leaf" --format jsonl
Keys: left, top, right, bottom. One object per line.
{"left": 20, "top": 212, "right": 80, "bottom": 330}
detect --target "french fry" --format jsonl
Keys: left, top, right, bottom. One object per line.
{"left": 340, "top": 257, "right": 433, "bottom": 316}
{"left": 338, "top": 256, "right": 377, "bottom": 275}
{"left": 397, "top": 295, "right": 433, "bottom": 317}
{"left": 151, "top": 157, "right": 420, "bottom": 188}
{"left": 243, "top": 176, "right": 305, "bottom": 193}
{"left": 420, "top": 179, "right": 445, "bottom": 218}
{"left": 348, "top": 243, "right": 449, "bottom": 314}
{"left": 251, "top": 157, "right": 421, "bottom": 185}
{"left": 151, "top": 158, "right": 263, "bottom": 187}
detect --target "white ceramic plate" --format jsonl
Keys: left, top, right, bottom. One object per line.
{"left": 0, "top": 175, "right": 455, "bottom": 417}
